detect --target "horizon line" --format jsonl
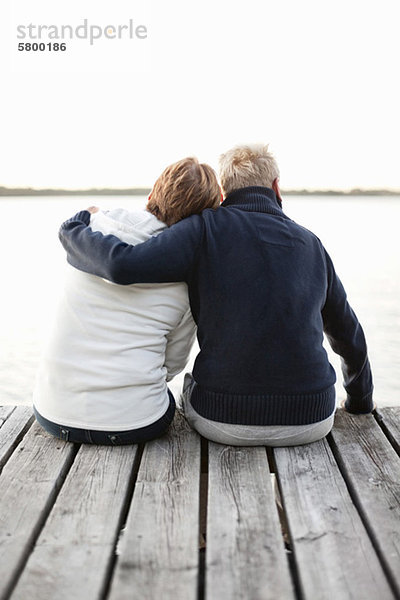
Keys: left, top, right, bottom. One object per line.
{"left": 1, "top": 185, "right": 400, "bottom": 197}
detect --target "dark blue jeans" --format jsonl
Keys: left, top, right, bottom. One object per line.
{"left": 33, "top": 391, "right": 175, "bottom": 445}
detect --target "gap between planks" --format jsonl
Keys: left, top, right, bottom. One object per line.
{"left": 328, "top": 410, "right": 400, "bottom": 599}
{"left": 2, "top": 407, "right": 399, "bottom": 600}
{"left": 0, "top": 406, "right": 35, "bottom": 472}
{"left": 374, "top": 407, "right": 400, "bottom": 457}
{"left": 0, "top": 420, "right": 80, "bottom": 600}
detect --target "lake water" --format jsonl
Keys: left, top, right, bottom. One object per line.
{"left": 0, "top": 195, "right": 399, "bottom": 407}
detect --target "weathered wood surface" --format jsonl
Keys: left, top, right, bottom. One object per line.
{"left": 108, "top": 412, "right": 201, "bottom": 600}
{"left": 274, "top": 435, "right": 395, "bottom": 600}
{"left": 330, "top": 410, "right": 400, "bottom": 597}
{"left": 0, "top": 406, "right": 399, "bottom": 600}
{"left": 0, "top": 406, "right": 34, "bottom": 469}
{"left": 12, "top": 444, "right": 139, "bottom": 600}
{"left": 206, "top": 444, "right": 294, "bottom": 600}
{"left": 0, "top": 421, "right": 76, "bottom": 600}
{"left": 0, "top": 406, "right": 15, "bottom": 425}
{"left": 377, "top": 406, "right": 400, "bottom": 454}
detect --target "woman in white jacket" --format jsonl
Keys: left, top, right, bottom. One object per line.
{"left": 34, "top": 157, "right": 221, "bottom": 445}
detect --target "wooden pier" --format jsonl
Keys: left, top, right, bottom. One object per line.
{"left": 0, "top": 406, "right": 399, "bottom": 600}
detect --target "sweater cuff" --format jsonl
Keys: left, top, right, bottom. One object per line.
{"left": 60, "top": 210, "right": 91, "bottom": 230}
{"left": 344, "top": 392, "right": 374, "bottom": 414}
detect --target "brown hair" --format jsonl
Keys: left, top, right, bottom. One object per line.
{"left": 147, "top": 157, "right": 221, "bottom": 226}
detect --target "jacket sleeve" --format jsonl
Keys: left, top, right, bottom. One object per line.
{"left": 58, "top": 210, "right": 203, "bottom": 284}
{"left": 321, "top": 250, "right": 374, "bottom": 414}
{"left": 164, "top": 309, "right": 197, "bottom": 382}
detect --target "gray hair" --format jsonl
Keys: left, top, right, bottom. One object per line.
{"left": 219, "top": 144, "right": 280, "bottom": 196}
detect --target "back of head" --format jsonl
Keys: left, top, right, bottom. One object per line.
{"left": 147, "top": 157, "right": 221, "bottom": 226}
{"left": 219, "top": 144, "right": 280, "bottom": 197}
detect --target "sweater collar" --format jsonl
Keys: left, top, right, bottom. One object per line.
{"left": 221, "top": 186, "right": 286, "bottom": 217}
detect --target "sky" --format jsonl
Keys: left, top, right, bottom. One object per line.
{"left": 1, "top": 0, "right": 399, "bottom": 190}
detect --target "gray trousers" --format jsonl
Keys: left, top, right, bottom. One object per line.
{"left": 180, "top": 374, "right": 335, "bottom": 447}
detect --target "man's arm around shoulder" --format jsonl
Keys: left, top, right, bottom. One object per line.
{"left": 59, "top": 210, "right": 204, "bottom": 284}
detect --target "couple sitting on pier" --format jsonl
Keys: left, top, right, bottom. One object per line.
{"left": 33, "top": 144, "right": 374, "bottom": 447}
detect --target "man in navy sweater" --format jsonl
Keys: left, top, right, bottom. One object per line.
{"left": 59, "top": 144, "right": 373, "bottom": 446}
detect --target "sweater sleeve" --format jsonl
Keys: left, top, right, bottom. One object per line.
{"left": 58, "top": 210, "right": 203, "bottom": 284}
{"left": 321, "top": 250, "right": 374, "bottom": 414}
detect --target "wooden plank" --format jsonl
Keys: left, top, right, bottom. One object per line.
{"left": 0, "top": 406, "right": 34, "bottom": 469}
{"left": 12, "top": 443, "right": 139, "bottom": 600}
{"left": 0, "top": 406, "right": 15, "bottom": 425}
{"left": 274, "top": 435, "right": 394, "bottom": 600}
{"left": 376, "top": 407, "right": 400, "bottom": 454}
{"left": 108, "top": 413, "right": 201, "bottom": 600}
{"left": 330, "top": 409, "right": 400, "bottom": 596}
{"left": 206, "top": 444, "right": 295, "bottom": 600}
{"left": 0, "top": 422, "right": 76, "bottom": 600}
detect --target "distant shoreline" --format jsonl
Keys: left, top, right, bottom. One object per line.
{"left": 0, "top": 187, "right": 152, "bottom": 197}
{"left": 1, "top": 186, "right": 400, "bottom": 197}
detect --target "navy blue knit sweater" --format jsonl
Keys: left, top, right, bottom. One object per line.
{"left": 59, "top": 187, "right": 373, "bottom": 425}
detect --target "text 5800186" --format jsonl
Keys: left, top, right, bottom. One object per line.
{"left": 18, "top": 43, "right": 67, "bottom": 51}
